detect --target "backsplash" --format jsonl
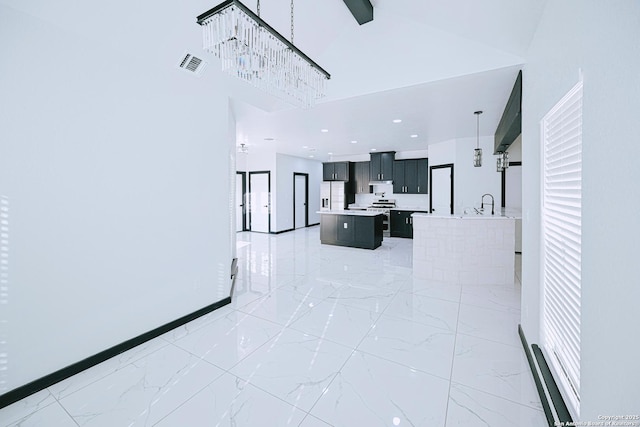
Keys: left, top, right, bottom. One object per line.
{"left": 354, "top": 184, "right": 429, "bottom": 210}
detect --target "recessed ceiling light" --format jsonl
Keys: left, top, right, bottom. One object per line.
{"left": 370, "top": 148, "right": 377, "bottom": 151}
{"left": 309, "top": 155, "right": 314, "bottom": 158}
{"left": 328, "top": 152, "right": 333, "bottom": 155}
{"left": 410, "top": 134, "right": 418, "bottom": 138}
{"left": 351, "top": 140, "right": 358, "bottom": 144}
{"left": 321, "top": 129, "right": 329, "bottom": 133}
{"left": 393, "top": 119, "right": 402, "bottom": 123}
{"left": 264, "top": 137, "right": 275, "bottom": 141}
{"left": 303, "top": 145, "right": 308, "bottom": 149}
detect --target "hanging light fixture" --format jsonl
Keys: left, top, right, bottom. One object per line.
{"left": 473, "top": 110, "right": 483, "bottom": 167}
{"left": 197, "top": 0, "right": 330, "bottom": 108}
{"left": 497, "top": 151, "right": 509, "bottom": 172}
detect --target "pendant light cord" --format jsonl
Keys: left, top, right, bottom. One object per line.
{"left": 476, "top": 113, "right": 479, "bottom": 149}
{"left": 256, "top": 0, "right": 293, "bottom": 43}
{"left": 474, "top": 110, "right": 482, "bottom": 149}
{"left": 291, "top": 0, "right": 294, "bottom": 44}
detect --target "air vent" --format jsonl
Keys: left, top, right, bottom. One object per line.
{"left": 177, "top": 53, "right": 206, "bottom": 76}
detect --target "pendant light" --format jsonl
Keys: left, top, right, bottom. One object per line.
{"left": 497, "top": 151, "right": 509, "bottom": 172}
{"left": 473, "top": 111, "right": 483, "bottom": 167}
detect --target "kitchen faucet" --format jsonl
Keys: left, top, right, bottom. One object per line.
{"left": 481, "top": 193, "right": 495, "bottom": 215}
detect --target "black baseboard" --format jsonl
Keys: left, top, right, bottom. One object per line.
{"left": 271, "top": 228, "right": 295, "bottom": 234}
{"left": 518, "top": 324, "right": 573, "bottom": 427}
{"left": 0, "top": 296, "right": 231, "bottom": 409}
{"left": 270, "top": 223, "right": 319, "bottom": 234}
{"left": 532, "top": 344, "right": 573, "bottom": 424}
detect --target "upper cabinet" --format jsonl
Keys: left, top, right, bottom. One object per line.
{"left": 416, "top": 158, "right": 428, "bottom": 194}
{"left": 393, "top": 158, "right": 428, "bottom": 194}
{"left": 354, "top": 161, "right": 372, "bottom": 194}
{"left": 323, "top": 161, "right": 352, "bottom": 181}
{"left": 370, "top": 152, "right": 395, "bottom": 181}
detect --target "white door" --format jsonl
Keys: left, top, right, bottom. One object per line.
{"left": 249, "top": 172, "right": 270, "bottom": 233}
{"left": 236, "top": 172, "right": 245, "bottom": 232}
{"left": 431, "top": 166, "right": 453, "bottom": 214}
{"left": 294, "top": 174, "right": 307, "bottom": 229}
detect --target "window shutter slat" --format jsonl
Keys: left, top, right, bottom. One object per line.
{"left": 541, "top": 81, "right": 582, "bottom": 418}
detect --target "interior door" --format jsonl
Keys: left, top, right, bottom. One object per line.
{"left": 430, "top": 164, "right": 454, "bottom": 215}
{"left": 294, "top": 173, "right": 307, "bottom": 229}
{"left": 236, "top": 172, "right": 246, "bottom": 232}
{"left": 249, "top": 171, "right": 270, "bottom": 233}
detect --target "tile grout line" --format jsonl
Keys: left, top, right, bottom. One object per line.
{"left": 298, "top": 277, "right": 405, "bottom": 425}
{"left": 442, "top": 278, "right": 465, "bottom": 427}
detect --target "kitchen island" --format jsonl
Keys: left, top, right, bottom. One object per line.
{"left": 318, "top": 210, "right": 384, "bottom": 249}
{"left": 412, "top": 213, "right": 516, "bottom": 285}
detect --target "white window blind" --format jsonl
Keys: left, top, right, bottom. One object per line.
{"left": 541, "top": 80, "right": 582, "bottom": 418}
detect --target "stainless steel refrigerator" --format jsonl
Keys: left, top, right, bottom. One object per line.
{"left": 320, "top": 181, "right": 347, "bottom": 211}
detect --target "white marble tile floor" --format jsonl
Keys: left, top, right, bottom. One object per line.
{"left": 0, "top": 228, "right": 544, "bottom": 426}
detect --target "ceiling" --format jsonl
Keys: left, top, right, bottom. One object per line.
{"left": 229, "top": 0, "right": 546, "bottom": 161}
{"left": 2, "top": 0, "right": 547, "bottom": 162}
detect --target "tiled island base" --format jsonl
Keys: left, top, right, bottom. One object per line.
{"left": 412, "top": 214, "right": 516, "bottom": 285}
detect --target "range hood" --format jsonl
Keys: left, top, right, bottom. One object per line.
{"left": 369, "top": 179, "right": 393, "bottom": 185}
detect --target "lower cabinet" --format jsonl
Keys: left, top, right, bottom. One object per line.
{"left": 320, "top": 214, "right": 384, "bottom": 249}
{"left": 390, "top": 210, "right": 428, "bottom": 238}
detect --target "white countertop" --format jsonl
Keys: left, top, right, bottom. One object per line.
{"left": 412, "top": 212, "right": 519, "bottom": 220}
{"left": 318, "top": 210, "right": 384, "bottom": 217}
{"left": 391, "top": 207, "right": 430, "bottom": 212}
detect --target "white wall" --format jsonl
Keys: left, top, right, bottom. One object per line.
{"left": 522, "top": 0, "right": 640, "bottom": 418}
{"left": 455, "top": 136, "right": 502, "bottom": 214}
{"left": 275, "top": 154, "right": 323, "bottom": 231}
{"left": 0, "top": 5, "right": 233, "bottom": 395}
{"left": 236, "top": 152, "right": 321, "bottom": 233}
{"left": 428, "top": 137, "right": 502, "bottom": 215}
{"left": 507, "top": 134, "right": 522, "bottom": 162}
{"left": 236, "top": 150, "right": 276, "bottom": 232}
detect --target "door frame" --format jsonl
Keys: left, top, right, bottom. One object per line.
{"left": 293, "top": 172, "right": 309, "bottom": 229}
{"left": 248, "top": 171, "right": 271, "bottom": 233}
{"left": 501, "top": 161, "right": 522, "bottom": 208}
{"left": 429, "top": 163, "right": 454, "bottom": 215}
{"left": 236, "top": 171, "right": 247, "bottom": 232}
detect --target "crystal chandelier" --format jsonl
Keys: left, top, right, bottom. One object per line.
{"left": 473, "top": 111, "right": 483, "bottom": 167}
{"left": 197, "top": 0, "right": 331, "bottom": 108}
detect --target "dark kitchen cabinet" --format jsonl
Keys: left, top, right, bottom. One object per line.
{"left": 390, "top": 209, "right": 428, "bottom": 238}
{"left": 354, "top": 161, "right": 371, "bottom": 193}
{"left": 393, "top": 158, "right": 428, "bottom": 194}
{"left": 320, "top": 213, "right": 384, "bottom": 249}
{"left": 336, "top": 215, "right": 355, "bottom": 243}
{"left": 323, "top": 162, "right": 352, "bottom": 181}
{"left": 370, "top": 152, "right": 395, "bottom": 181}
{"left": 416, "top": 158, "right": 428, "bottom": 194}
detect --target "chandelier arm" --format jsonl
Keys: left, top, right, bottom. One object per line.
{"left": 196, "top": 0, "right": 331, "bottom": 79}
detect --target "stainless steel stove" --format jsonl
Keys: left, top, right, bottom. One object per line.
{"left": 367, "top": 198, "right": 396, "bottom": 234}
